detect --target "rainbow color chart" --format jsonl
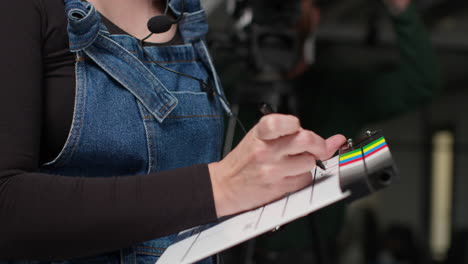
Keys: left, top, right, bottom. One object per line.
{"left": 339, "top": 137, "right": 388, "bottom": 167}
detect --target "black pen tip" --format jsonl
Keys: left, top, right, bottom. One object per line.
{"left": 316, "top": 160, "right": 326, "bottom": 170}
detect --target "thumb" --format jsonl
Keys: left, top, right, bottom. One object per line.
{"left": 324, "top": 134, "right": 347, "bottom": 159}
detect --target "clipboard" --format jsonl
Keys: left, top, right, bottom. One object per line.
{"left": 156, "top": 130, "right": 398, "bottom": 264}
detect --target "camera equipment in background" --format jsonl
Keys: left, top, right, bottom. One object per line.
{"left": 216, "top": 0, "right": 310, "bottom": 154}
{"left": 225, "top": 0, "right": 303, "bottom": 111}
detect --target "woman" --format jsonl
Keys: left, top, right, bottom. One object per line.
{"left": 0, "top": 0, "right": 345, "bottom": 262}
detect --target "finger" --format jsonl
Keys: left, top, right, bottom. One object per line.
{"left": 271, "top": 152, "right": 317, "bottom": 177}
{"left": 254, "top": 114, "right": 301, "bottom": 141}
{"left": 324, "top": 134, "right": 347, "bottom": 159}
{"left": 280, "top": 172, "right": 313, "bottom": 194}
{"left": 267, "top": 129, "right": 328, "bottom": 158}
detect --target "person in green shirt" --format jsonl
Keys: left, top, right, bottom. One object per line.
{"left": 296, "top": 0, "right": 441, "bottom": 138}
{"left": 217, "top": 0, "right": 442, "bottom": 263}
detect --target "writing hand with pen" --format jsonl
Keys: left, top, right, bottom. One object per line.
{"left": 259, "top": 103, "right": 328, "bottom": 171}
{"left": 208, "top": 113, "right": 346, "bottom": 218}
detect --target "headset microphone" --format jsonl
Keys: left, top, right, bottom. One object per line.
{"left": 140, "top": 0, "right": 245, "bottom": 135}
{"left": 147, "top": 14, "right": 182, "bottom": 34}
{"left": 146, "top": 0, "right": 184, "bottom": 34}
{"left": 140, "top": 0, "right": 215, "bottom": 96}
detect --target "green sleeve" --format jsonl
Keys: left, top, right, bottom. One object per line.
{"left": 298, "top": 3, "right": 442, "bottom": 137}
{"left": 365, "top": 3, "right": 442, "bottom": 119}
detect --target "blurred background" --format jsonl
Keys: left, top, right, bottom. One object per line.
{"left": 200, "top": 0, "right": 468, "bottom": 263}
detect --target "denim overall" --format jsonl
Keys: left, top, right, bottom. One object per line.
{"left": 11, "top": 0, "right": 229, "bottom": 263}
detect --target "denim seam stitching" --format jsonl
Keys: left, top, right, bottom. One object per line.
{"left": 199, "top": 40, "right": 231, "bottom": 114}
{"left": 141, "top": 59, "right": 199, "bottom": 64}
{"left": 137, "top": 103, "right": 154, "bottom": 174}
{"left": 128, "top": 51, "right": 199, "bottom": 64}
{"left": 89, "top": 45, "right": 172, "bottom": 116}
{"left": 58, "top": 62, "right": 87, "bottom": 166}
{"left": 69, "top": 27, "right": 101, "bottom": 51}
{"left": 143, "top": 115, "right": 219, "bottom": 119}
{"left": 94, "top": 34, "right": 177, "bottom": 116}
{"left": 42, "top": 59, "right": 87, "bottom": 167}
{"left": 66, "top": 2, "right": 96, "bottom": 25}
{"left": 135, "top": 245, "right": 166, "bottom": 250}
{"left": 134, "top": 251, "right": 162, "bottom": 256}
{"left": 101, "top": 34, "right": 171, "bottom": 95}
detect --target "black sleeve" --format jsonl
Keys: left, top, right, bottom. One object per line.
{"left": 0, "top": 0, "right": 217, "bottom": 261}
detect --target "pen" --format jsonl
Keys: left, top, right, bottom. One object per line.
{"left": 258, "top": 103, "right": 327, "bottom": 171}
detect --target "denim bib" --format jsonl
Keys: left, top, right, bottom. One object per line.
{"left": 3, "top": 0, "right": 229, "bottom": 263}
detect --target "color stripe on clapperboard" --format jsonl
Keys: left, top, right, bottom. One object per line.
{"left": 339, "top": 137, "right": 388, "bottom": 167}
{"left": 339, "top": 148, "right": 363, "bottom": 167}
{"left": 362, "top": 137, "right": 388, "bottom": 158}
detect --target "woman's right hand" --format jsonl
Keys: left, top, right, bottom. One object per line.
{"left": 208, "top": 114, "right": 346, "bottom": 217}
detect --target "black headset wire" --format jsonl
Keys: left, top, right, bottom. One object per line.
{"left": 137, "top": 41, "right": 247, "bottom": 135}
{"left": 137, "top": 0, "right": 246, "bottom": 134}
{"left": 164, "top": 0, "right": 170, "bottom": 15}
{"left": 142, "top": 0, "right": 184, "bottom": 41}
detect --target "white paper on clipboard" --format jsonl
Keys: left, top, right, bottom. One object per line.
{"left": 156, "top": 155, "right": 351, "bottom": 264}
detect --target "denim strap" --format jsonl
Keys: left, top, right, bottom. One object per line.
{"left": 63, "top": 0, "right": 177, "bottom": 122}
{"left": 169, "top": 0, "right": 232, "bottom": 115}
{"left": 64, "top": 0, "right": 101, "bottom": 52}
{"left": 193, "top": 40, "right": 232, "bottom": 115}
{"left": 84, "top": 34, "right": 178, "bottom": 122}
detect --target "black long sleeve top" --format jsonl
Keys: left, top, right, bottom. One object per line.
{"left": 0, "top": 0, "right": 217, "bottom": 260}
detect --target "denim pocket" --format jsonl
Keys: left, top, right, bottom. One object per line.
{"left": 134, "top": 248, "right": 162, "bottom": 264}
{"left": 133, "top": 234, "right": 177, "bottom": 264}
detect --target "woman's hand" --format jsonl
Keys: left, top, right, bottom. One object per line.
{"left": 209, "top": 114, "right": 346, "bottom": 217}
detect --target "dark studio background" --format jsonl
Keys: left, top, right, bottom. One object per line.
{"left": 200, "top": 0, "right": 468, "bottom": 263}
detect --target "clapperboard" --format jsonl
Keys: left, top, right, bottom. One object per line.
{"left": 156, "top": 130, "right": 398, "bottom": 264}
